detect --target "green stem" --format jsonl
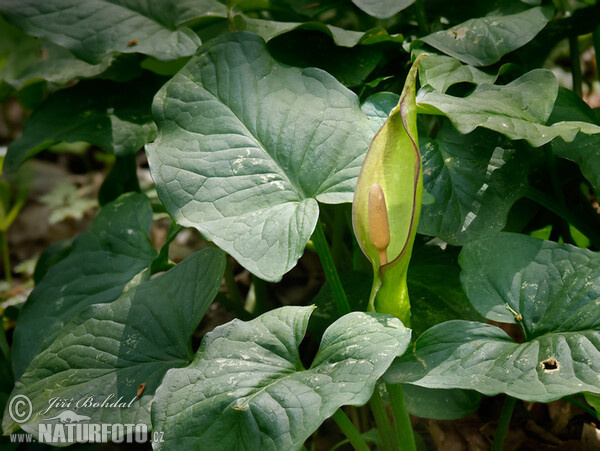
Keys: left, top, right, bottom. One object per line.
{"left": 525, "top": 187, "right": 600, "bottom": 248}
{"left": 414, "top": 0, "right": 428, "bottom": 34}
{"left": 565, "top": 395, "right": 599, "bottom": 420}
{"left": 491, "top": 396, "right": 517, "bottom": 451}
{"left": 251, "top": 274, "right": 269, "bottom": 315}
{"left": 369, "top": 389, "right": 398, "bottom": 451}
{"left": 312, "top": 221, "right": 351, "bottom": 316}
{"left": 386, "top": 384, "right": 416, "bottom": 451}
{"left": 1, "top": 232, "right": 11, "bottom": 289}
{"left": 332, "top": 409, "right": 370, "bottom": 451}
{"left": 569, "top": 34, "right": 583, "bottom": 98}
{"left": 593, "top": 26, "right": 600, "bottom": 82}
{"left": 544, "top": 146, "right": 574, "bottom": 245}
{"left": 224, "top": 258, "right": 243, "bottom": 307}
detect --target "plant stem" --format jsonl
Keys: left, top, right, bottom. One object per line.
{"left": 386, "top": 384, "right": 416, "bottom": 451}
{"left": 491, "top": 396, "right": 517, "bottom": 451}
{"left": 593, "top": 26, "right": 600, "bottom": 82}
{"left": 525, "top": 187, "right": 600, "bottom": 248}
{"left": 251, "top": 274, "right": 269, "bottom": 315}
{"left": 224, "top": 258, "right": 243, "bottom": 307}
{"left": 414, "top": 0, "right": 428, "bottom": 34}
{"left": 565, "top": 395, "right": 599, "bottom": 420}
{"left": 332, "top": 409, "right": 370, "bottom": 451}
{"left": 369, "top": 389, "right": 398, "bottom": 451}
{"left": 1, "top": 232, "right": 11, "bottom": 289}
{"left": 312, "top": 221, "right": 351, "bottom": 316}
{"left": 544, "top": 146, "right": 574, "bottom": 245}
{"left": 569, "top": 34, "right": 583, "bottom": 98}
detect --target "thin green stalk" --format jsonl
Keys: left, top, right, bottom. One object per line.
{"left": 414, "top": 0, "right": 428, "bottom": 34}
{"left": 332, "top": 409, "right": 370, "bottom": 451}
{"left": 525, "top": 187, "right": 600, "bottom": 248}
{"left": 544, "top": 146, "right": 574, "bottom": 245}
{"left": 565, "top": 395, "right": 599, "bottom": 420}
{"left": 369, "top": 389, "right": 398, "bottom": 451}
{"left": 491, "top": 396, "right": 517, "bottom": 451}
{"left": 386, "top": 384, "right": 416, "bottom": 451}
{"left": 569, "top": 34, "right": 583, "bottom": 98}
{"left": 348, "top": 406, "right": 362, "bottom": 433}
{"left": 251, "top": 274, "right": 269, "bottom": 315}
{"left": 312, "top": 221, "right": 351, "bottom": 316}
{"left": 224, "top": 258, "right": 243, "bottom": 307}
{"left": 1, "top": 232, "right": 11, "bottom": 289}
{"left": 593, "top": 26, "right": 600, "bottom": 82}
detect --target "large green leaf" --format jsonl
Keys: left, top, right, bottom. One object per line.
{"left": 11, "top": 193, "right": 157, "bottom": 379}
{"left": 460, "top": 232, "right": 600, "bottom": 329}
{"left": 416, "top": 53, "right": 497, "bottom": 93}
{"left": 152, "top": 306, "right": 410, "bottom": 450}
{"left": 385, "top": 320, "right": 600, "bottom": 402}
{"left": 549, "top": 88, "right": 600, "bottom": 194}
{"left": 146, "top": 32, "right": 378, "bottom": 282}
{"left": 420, "top": 6, "right": 553, "bottom": 66}
{"left": 417, "top": 63, "right": 600, "bottom": 147}
{"left": 235, "top": 14, "right": 402, "bottom": 48}
{"left": 4, "top": 77, "right": 159, "bottom": 172}
{"left": 0, "top": 0, "right": 224, "bottom": 64}
{"left": 386, "top": 233, "right": 600, "bottom": 402}
{"left": 351, "top": 0, "right": 414, "bottom": 19}
{"left": 2, "top": 248, "right": 226, "bottom": 440}
{"left": 418, "top": 120, "right": 530, "bottom": 245}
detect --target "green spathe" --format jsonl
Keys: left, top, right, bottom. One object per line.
{"left": 352, "top": 57, "right": 423, "bottom": 325}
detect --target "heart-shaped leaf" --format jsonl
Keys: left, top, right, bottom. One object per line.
{"left": 418, "top": 119, "right": 530, "bottom": 245}
{"left": 2, "top": 247, "right": 225, "bottom": 440}
{"left": 152, "top": 306, "right": 411, "bottom": 450}
{"left": 0, "top": 0, "right": 225, "bottom": 64}
{"left": 4, "top": 77, "right": 160, "bottom": 172}
{"left": 11, "top": 193, "right": 157, "bottom": 378}
{"left": 386, "top": 233, "right": 600, "bottom": 402}
{"left": 420, "top": 6, "right": 553, "bottom": 66}
{"left": 417, "top": 63, "right": 600, "bottom": 147}
{"left": 146, "top": 32, "right": 378, "bottom": 281}
{"left": 351, "top": 0, "right": 415, "bottom": 19}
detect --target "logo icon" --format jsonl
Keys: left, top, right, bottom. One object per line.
{"left": 42, "top": 410, "right": 91, "bottom": 423}
{"left": 8, "top": 395, "right": 33, "bottom": 424}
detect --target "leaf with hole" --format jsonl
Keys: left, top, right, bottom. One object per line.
{"left": 386, "top": 233, "right": 600, "bottom": 402}
{"left": 152, "top": 306, "right": 411, "bottom": 450}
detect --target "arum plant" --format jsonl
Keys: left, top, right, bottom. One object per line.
{"left": 352, "top": 57, "right": 424, "bottom": 451}
{"left": 352, "top": 56, "right": 423, "bottom": 326}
